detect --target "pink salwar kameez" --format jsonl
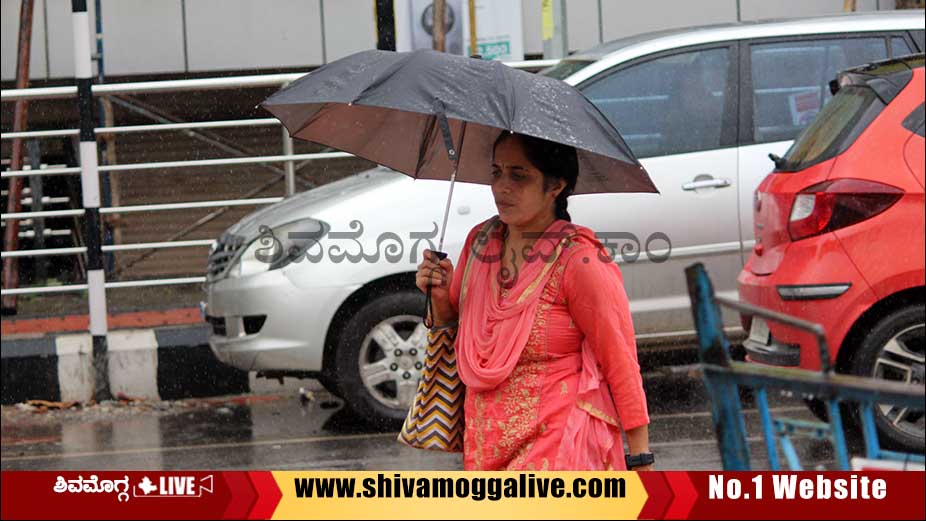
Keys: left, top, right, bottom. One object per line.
{"left": 446, "top": 216, "right": 650, "bottom": 471}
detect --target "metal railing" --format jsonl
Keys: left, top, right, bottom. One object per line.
{"left": 0, "top": 118, "right": 282, "bottom": 140}
{"left": 0, "top": 59, "right": 558, "bottom": 102}
{"left": 0, "top": 58, "right": 558, "bottom": 297}
{"left": 1, "top": 152, "right": 355, "bottom": 178}
{"left": 686, "top": 262, "right": 925, "bottom": 471}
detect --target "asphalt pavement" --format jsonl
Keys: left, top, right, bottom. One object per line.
{"left": 1, "top": 370, "right": 842, "bottom": 471}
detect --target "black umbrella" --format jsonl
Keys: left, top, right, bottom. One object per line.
{"left": 261, "top": 49, "right": 657, "bottom": 258}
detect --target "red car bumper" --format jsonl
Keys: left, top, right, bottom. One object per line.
{"left": 737, "top": 234, "right": 879, "bottom": 371}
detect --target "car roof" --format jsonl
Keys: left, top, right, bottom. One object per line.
{"left": 570, "top": 10, "right": 924, "bottom": 62}
{"left": 560, "top": 10, "right": 924, "bottom": 86}
{"left": 567, "top": 9, "right": 926, "bottom": 61}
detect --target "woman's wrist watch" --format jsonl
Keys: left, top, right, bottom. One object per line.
{"left": 625, "top": 452, "right": 655, "bottom": 469}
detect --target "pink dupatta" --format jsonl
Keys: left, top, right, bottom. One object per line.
{"left": 456, "top": 217, "right": 627, "bottom": 470}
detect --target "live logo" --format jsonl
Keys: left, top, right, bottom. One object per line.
{"left": 160, "top": 476, "right": 196, "bottom": 496}
{"left": 137, "top": 476, "right": 199, "bottom": 496}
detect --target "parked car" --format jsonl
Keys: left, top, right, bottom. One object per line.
{"left": 738, "top": 54, "right": 924, "bottom": 452}
{"left": 204, "top": 11, "right": 925, "bottom": 425}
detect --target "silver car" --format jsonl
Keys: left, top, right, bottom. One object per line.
{"left": 204, "top": 12, "right": 925, "bottom": 425}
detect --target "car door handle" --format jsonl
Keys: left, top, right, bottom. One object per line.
{"left": 682, "top": 177, "right": 731, "bottom": 191}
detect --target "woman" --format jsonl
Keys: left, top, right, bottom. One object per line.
{"left": 415, "top": 132, "right": 652, "bottom": 471}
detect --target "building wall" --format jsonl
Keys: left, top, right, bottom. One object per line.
{"left": 1, "top": 0, "right": 895, "bottom": 81}
{"left": 185, "top": 0, "right": 324, "bottom": 71}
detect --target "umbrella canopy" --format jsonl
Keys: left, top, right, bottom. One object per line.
{"left": 261, "top": 49, "right": 657, "bottom": 195}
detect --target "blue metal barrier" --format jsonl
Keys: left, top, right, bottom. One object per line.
{"left": 685, "top": 262, "right": 924, "bottom": 471}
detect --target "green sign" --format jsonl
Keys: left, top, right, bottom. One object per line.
{"left": 477, "top": 41, "right": 511, "bottom": 61}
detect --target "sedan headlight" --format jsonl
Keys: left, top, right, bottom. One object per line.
{"left": 228, "top": 218, "right": 328, "bottom": 278}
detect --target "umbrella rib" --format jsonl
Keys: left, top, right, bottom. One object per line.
{"left": 283, "top": 103, "right": 334, "bottom": 142}
{"left": 485, "top": 60, "right": 515, "bottom": 130}
{"left": 349, "top": 51, "right": 413, "bottom": 106}
{"left": 414, "top": 113, "right": 439, "bottom": 180}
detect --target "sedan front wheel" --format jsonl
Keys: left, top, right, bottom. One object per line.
{"left": 333, "top": 290, "right": 428, "bottom": 428}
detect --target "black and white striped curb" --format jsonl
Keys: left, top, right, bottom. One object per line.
{"left": 1, "top": 325, "right": 251, "bottom": 405}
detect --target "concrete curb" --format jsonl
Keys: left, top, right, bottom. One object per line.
{"left": 1, "top": 324, "right": 321, "bottom": 405}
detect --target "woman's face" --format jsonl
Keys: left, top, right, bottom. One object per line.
{"left": 491, "top": 136, "right": 564, "bottom": 228}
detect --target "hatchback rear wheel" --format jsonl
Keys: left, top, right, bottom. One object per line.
{"left": 849, "top": 304, "right": 925, "bottom": 453}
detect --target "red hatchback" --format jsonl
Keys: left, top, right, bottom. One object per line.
{"left": 738, "top": 54, "right": 925, "bottom": 452}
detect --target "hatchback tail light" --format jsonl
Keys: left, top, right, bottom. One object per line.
{"left": 788, "top": 179, "right": 903, "bottom": 241}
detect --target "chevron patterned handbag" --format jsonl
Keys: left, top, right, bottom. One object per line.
{"left": 397, "top": 325, "right": 465, "bottom": 452}
{"left": 397, "top": 219, "right": 499, "bottom": 452}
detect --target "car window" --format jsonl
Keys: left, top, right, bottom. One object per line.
{"left": 750, "top": 37, "right": 888, "bottom": 144}
{"left": 580, "top": 47, "right": 733, "bottom": 158}
{"left": 778, "top": 85, "right": 884, "bottom": 172}
{"left": 891, "top": 36, "right": 914, "bottom": 58}
{"left": 910, "top": 30, "right": 925, "bottom": 52}
{"left": 902, "top": 102, "right": 925, "bottom": 137}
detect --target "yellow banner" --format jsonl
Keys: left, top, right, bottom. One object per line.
{"left": 541, "top": 0, "right": 554, "bottom": 40}
{"left": 272, "top": 471, "right": 647, "bottom": 520}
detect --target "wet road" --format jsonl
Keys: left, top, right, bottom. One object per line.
{"left": 1, "top": 370, "right": 842, "bottom": 471}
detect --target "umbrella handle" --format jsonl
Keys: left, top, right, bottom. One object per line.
{"left": 424, "top": 251, "right": 448, "bottom": 327}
